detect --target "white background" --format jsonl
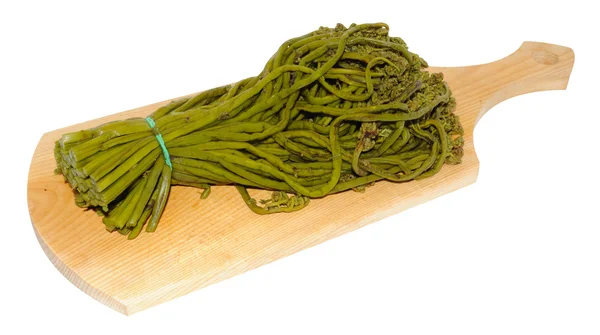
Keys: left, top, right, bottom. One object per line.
{"left": 1, "top": 0, "right": 598, "bottom": 334}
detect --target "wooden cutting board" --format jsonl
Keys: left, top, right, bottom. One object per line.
{"left": 27, "top": 42, "right": 574, "bottom": 315}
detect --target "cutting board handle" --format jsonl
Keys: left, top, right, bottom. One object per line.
{"left": 471, "top": 41, "right": 574, "bottom": 122}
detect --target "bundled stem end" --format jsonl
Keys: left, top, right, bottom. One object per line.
{"left": 54, "top": 23, "right": 464, "bottom": 239}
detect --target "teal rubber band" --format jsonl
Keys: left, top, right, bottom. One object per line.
{"left": 145, "top": 117, "right": 173, "bottom": 170}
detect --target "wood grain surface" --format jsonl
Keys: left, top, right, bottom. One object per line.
{"left": 27, "top": 42, "right": 574, "bottom": 315}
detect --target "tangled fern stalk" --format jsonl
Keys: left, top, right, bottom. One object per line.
{"left": 54, "top": 23, "right": 464, "bottom": 239}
